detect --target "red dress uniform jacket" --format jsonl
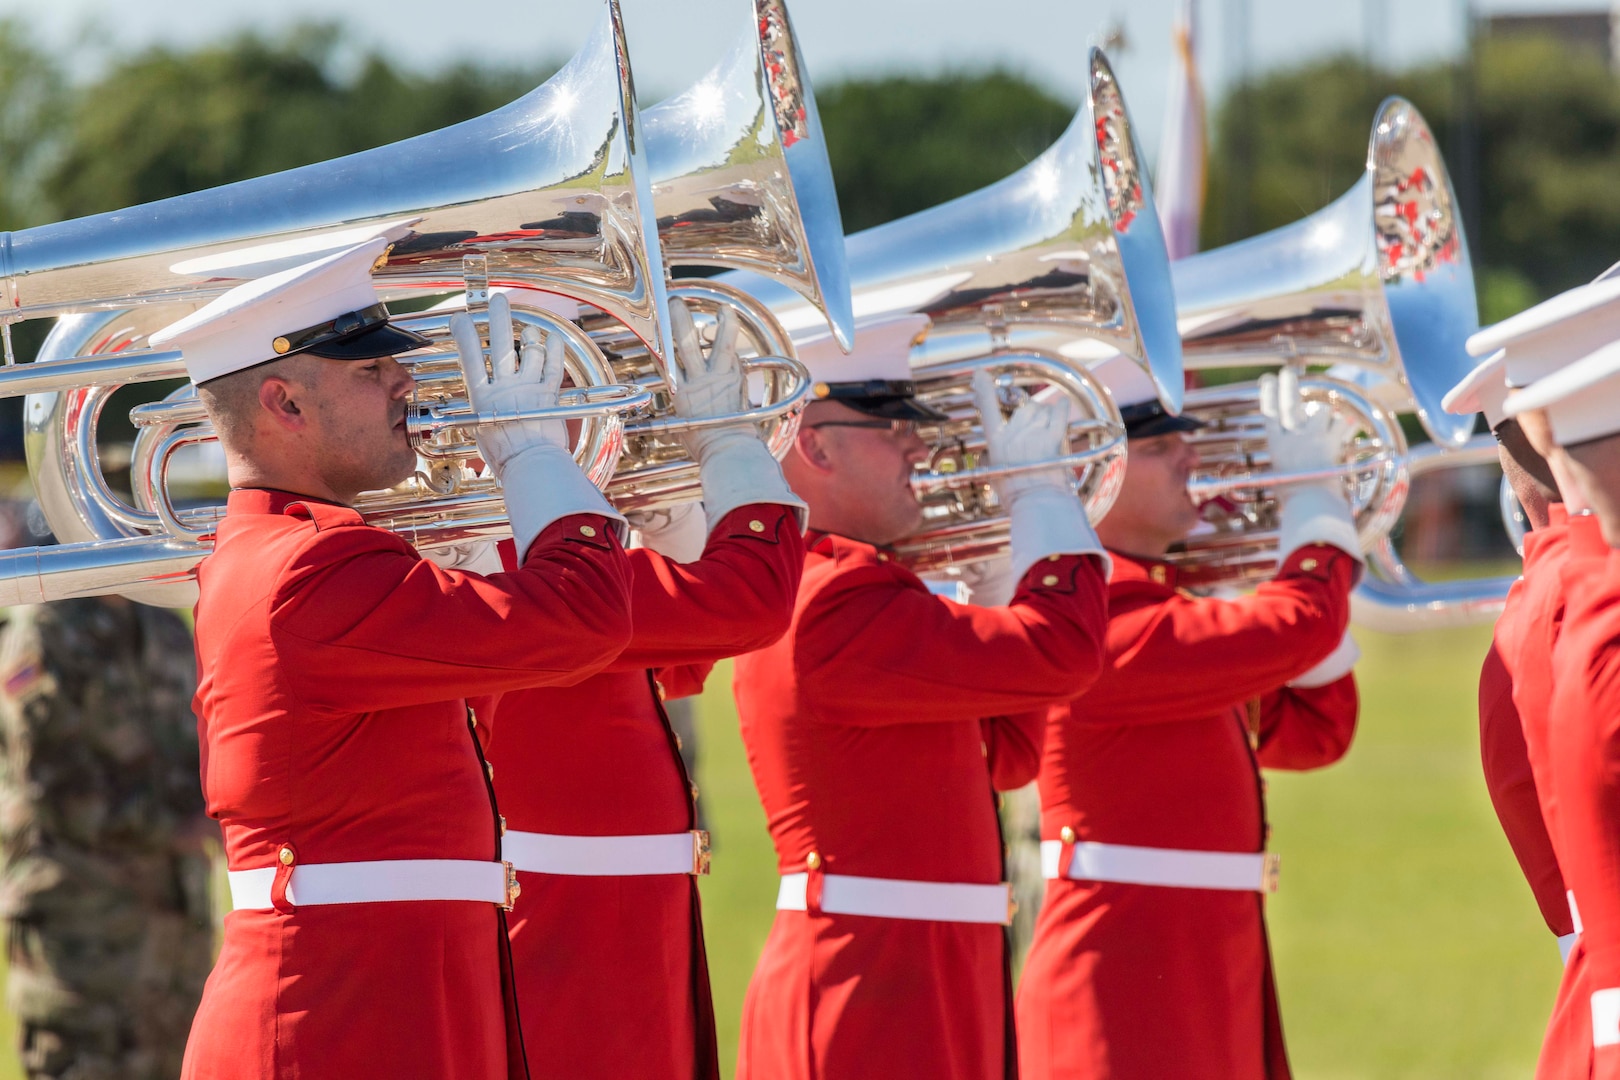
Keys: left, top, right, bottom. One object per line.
{"left": 490, "top": 504, "right": 804, "bottom": 1080}
{"left": 732, "top": 532, "right": 1109, "bottom": 1080}
{"left": 1509, "top": 506, "right": 1596, "bottom": 1079}
{"left": 182, "top": 489, "right": 633, "bottom": 1080}
{"left": 1018, "top": 546, "right": 1359, "bottom": 1080}
{"left": 1549, "top": 516, "right": 1620, "bottom": 1079}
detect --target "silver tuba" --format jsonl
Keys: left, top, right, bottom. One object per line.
{"left": 723, "top": 48, "right": 1181, "bottom": 573}
{"left": 0, "top": 0, "right": 679, "bottom": 606}
{"left": 1156, "top": 97, "right": 1488, "bottom": 611}
{"left": 564, "top": 0, "right": 847, "bottom": 515}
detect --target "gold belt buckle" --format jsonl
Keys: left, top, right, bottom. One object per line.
{"left": 502, "top": 860, "right": 521, "bottom": 911}
{"left": 1261, "top": 853, "right": 1281, "bottom": 895}
{"left": 691, "top": 830, "right": 712, "bottom": 876}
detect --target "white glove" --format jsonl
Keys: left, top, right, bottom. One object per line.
{"left": 958, "top": 556, "right": 1018, "bottom": 607}
{"left": 973, "top": 369, "right": 1108, "bottom": 583}
{"left": 669, "top": 297, "right": 805, "bottom": 533}
{"left": 1288, "top": 631, "right": 1360, "bottom": 688}
{"left": 627, "top": 502, "right": 709, "bottom": 563}
{"left": 419, "top": 540, "right": 506, "bottom": 576}
{"left": 453, "top": 292, "right": 624, "bottom": 557}
{"left": 1261, "top": 368, "right": 1362, "bottom": 565}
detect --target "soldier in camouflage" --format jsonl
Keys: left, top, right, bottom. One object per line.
{"left": 0, "top": 596, "right": 212, "bottom": 1080}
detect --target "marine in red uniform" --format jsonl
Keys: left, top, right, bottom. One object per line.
{"left": 1449, "top": 354, "right": 1582, "bottom": 933}
{"left": 484, "top": 299, "right": 807, "bottom": 1080}
{"left": 1463, "top": 281, "right": 1620, "bottom": 1078}
{"left": 1447, "top": 349, "right": 1591, "bottom": 1078}
{"left": 732, "top": 316, "right": 1112, "bottom": 1080}
{"left": 167, "top": 242, "right": 636, "bottom": 1080}
{"left": 1018, "top": 365, "right": 1362, "bottom": 1080}
{"left": 1506, "top": 331, "right": 1620, "bottom": 1079}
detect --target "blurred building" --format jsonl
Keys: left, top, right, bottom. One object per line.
{"left": 1481, "top": 5, "right": 1620, "bottom": 67}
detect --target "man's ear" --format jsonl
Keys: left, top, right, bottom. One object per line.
{"left": 792, "top": 425, "right": 835, "bottom": 474}
{"left": 258, "top": 375, "right": 307, "bottom": 432}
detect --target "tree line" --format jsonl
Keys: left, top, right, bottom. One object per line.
{"left": 1, "top": 21, "right": 1615, "bottom": 325}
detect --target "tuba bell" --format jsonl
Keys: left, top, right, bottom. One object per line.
{"left": 1144, "top": 97, "right": 1494, "bottom": 616}
{"left": 723, "top": 48, "right": 1181, "bottom": 574}
{"left": 566, "top": 0, "right": 847, "bottom": 515}
{"left": 0, "top": 0, "right": 681, "bottom": 606}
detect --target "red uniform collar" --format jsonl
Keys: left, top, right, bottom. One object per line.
{"left": 805, "top": 529, "right": 896, "bottom": 561}
{"left": 1106, "top": 549, "right": 1177, "bottom": 590}
{"left": 226, "top": 487, "right": 350, "bottom": 517}
{"left": 1566, "top": 512, "right": 1610, "bottom": 562}
{"left": 1522, "top": 503, "right": 1572, "bottom": 568}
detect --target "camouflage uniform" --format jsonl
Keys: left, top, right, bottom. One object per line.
{"left": 0, "top": 598, "right": 212, "bottom": 1080}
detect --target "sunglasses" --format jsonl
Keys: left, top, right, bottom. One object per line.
{"left": 803, "top": 419, "right": 920, "bottom": 436}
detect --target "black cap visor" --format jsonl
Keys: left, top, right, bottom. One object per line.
{"left": 1120, "top": 399, "right": 1204, "bottom": 439}
{"left": 305, "top": 320, "right": 432, "bottom": 361}
{"left": 813, "top": 379, "right": 949, "bottom": 422}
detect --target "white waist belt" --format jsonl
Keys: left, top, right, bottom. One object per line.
{"left": 776, "top": 872, "right": 1012, "bottom": 925}
{"left": 229, "top": 859, "right": 512, "bottom": 911}
{"left": 502, "top": 829, "right": 711, "bottom": 877}
{"left": 1040, "top": 839, "right": 1279, "bottom": 893}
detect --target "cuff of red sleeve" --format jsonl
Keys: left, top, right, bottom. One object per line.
{"left": 525, "top": 513, "right": 622, "bottom": 563}
{"left": 707, "top": 503, "right": 799, "bottom": 549}
{"left": 1277, "top": 483, "right": 1363, "bottom": 566}
{"left": 1014, "top": 551, "right": 1103, "bottom": 599}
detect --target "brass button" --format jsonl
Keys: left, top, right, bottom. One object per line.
{"left": 499, "top": 815, "right": 507, "bottom": 837}
{"left": 278, "top": 845, "right": 296, "bottom": 866}
{"left": 690, "top": 783, "right": 700, "bottom": 801}
{"left": 1060, "top": 825, "right": 1076, "bottom": 844}
{"left": 674, "top": 733, "right": 684, "bottom": 751}
{"left": 748, "top": 519, "right": 766, "bottom": 533}
{"left": 806, "top": 851, "right": 822, "bottom": 871}
{"left": 980, "top": 740, "right": 989, "bottom": 758}
{"left": 579, "top": 524, "right": 597, "bottom": 538}
{"left": 1041, "top": 574, "right": 1060, "bottom": 587}
{"left": 486, "top": 762, "right": 495, "bottom": 782}
{"left": 1300, "top": 557, "right": 1319, "bottom": 571}
{"left": 1149, "top": 565, "right": 1167, "bottom": 584}
{"left": 468, "top": 710, "right": 478, "bottom": 729}
{"left": 1047, "top": 554, "right": 1061, "bottom": 562}
{"left": 654, "top": 680, "right": 666, "bottom": 701}
{"left": 877, "top": 552, "right": 889, "bottom": 562}
{"left": 272, "top": 336, "right": 292, "bottom": 354}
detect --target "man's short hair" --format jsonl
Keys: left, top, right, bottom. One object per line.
{"left": 194, "top": 355, "right": 314, "bottom": 450}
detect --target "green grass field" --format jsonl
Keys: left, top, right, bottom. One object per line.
{"left": 0, "top": 619, "right": 1548, "bottom": 1079}
{"left": 692, "top": 623, "right": 1560, "bottom": 1079}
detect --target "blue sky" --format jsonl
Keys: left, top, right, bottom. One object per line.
{"left": 0, "top": 0, "right": 1608, "bottom": 162}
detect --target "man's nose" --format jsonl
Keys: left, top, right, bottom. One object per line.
{"left": 900, "top": 431, "right": 931, "bottom": 466}
{"left": 384, "top": 358, "right": 414, "bottom": 398}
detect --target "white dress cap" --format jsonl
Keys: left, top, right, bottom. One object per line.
{"left": 1441, "top": 349, "right": 1510, "bottom": 430}
{"left": 795, "top": 313, "right": 930, "bottom": 386}
{"left": 1091, "top": 352, "right": 1159, "bottom": 410}
{"left": 1467, "top": 277, "right": 1620, "bottom": 388}
{"left": 1503, "top": 337, "right": 1620, "bottom": 446}
{"left": 150, "top": 237, "right": 395, "bottom": 385}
